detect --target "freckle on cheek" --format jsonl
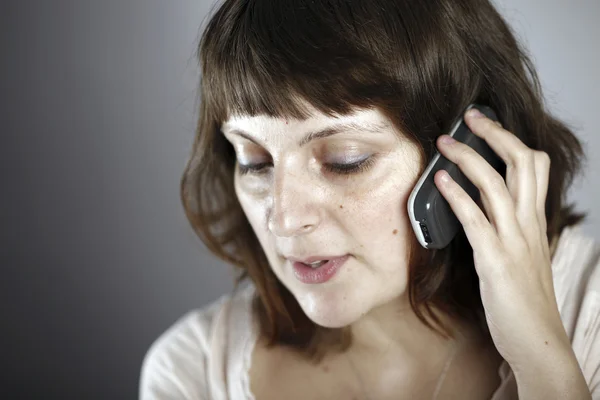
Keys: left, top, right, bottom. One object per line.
{"left": 339, "top": 205, "right": 343, "bottom": 209}
{"left": 393, "top": 229, "right": 398, "bottom": 235}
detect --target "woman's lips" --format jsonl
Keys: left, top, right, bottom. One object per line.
{"left": 292, "top": 255, "right": 350, "bottom": 284}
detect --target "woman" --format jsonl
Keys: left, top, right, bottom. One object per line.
{"left": 140, "top": 0, "right": 600, "bottom": 398}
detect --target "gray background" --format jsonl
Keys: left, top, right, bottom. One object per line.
{"left": 1, "top": 0, "right": 598, "bottom": 399}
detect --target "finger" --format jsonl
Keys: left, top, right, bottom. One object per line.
{"left": 465, "top": 109, "right": 540, "bottom": 245}
{"left": 508, "top": 150, "right": 539, "bottom": 246}
{"left": 436, "top": 134, "right": 520, "bottom": 241}
{"left": 434, "top": 169, "right": 503, "bottom": 281}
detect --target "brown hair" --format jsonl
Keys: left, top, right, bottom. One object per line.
{"left": 181, "top": 0, "right": 587, "bottom": 361}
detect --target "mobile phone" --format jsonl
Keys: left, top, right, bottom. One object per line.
{"left": 407, "top": 104, "right": 505, "bottom": 249}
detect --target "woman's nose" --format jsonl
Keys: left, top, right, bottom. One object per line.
{"left": 267, "top": 168, "right": 322, "bottom": 237}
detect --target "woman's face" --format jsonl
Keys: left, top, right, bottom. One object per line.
{"left": 222, "top": 105, "right": 424, "bottom": 328}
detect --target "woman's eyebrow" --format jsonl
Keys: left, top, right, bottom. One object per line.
{"left": 223, "top": 121, "right": 389, "bottom": 148}
{"left": 297, "top": 121, "right": 388, "bottom": 147}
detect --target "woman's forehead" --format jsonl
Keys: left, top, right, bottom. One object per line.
{"left": 221, "top": 107, "right": 391, "bottom": 135}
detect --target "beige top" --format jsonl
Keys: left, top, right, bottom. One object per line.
{"left": 140, "top": 224, "right": 600, "bottom": 399}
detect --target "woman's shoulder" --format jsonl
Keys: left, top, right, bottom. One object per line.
{"left": 139, "top": 283, "right": 256, "bottom": 399}
{"left": 551, "top": 223, "right": 600, "bottom": 392}
{"left": 552, "top": 223, "right": 600, "bottom": 296}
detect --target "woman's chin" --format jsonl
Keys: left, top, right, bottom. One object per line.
{"left": 295, "top": 291, "right": 369, "bottom": 328}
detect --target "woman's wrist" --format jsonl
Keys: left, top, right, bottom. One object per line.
{"left": 511, "top": 343, "right": 590, "bottom": 400}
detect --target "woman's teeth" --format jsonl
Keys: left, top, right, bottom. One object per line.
{"left": 306, "top": 260, "right": 327, "bottom": 268}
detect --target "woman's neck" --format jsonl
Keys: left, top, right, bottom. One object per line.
{"left": 347, "top": 293, "right": 481, "bottom": 366}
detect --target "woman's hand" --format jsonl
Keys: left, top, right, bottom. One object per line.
{"left": 433, "top": 108, "right": 586, "bottom": 388}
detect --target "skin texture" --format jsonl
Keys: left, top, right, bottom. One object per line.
{"left": 434, "top": 109, "right": 590, "bottom": 399}
{"left": 221, "top": 105, "right": 431, "bottom": 331}
{"left": 221, "top": 105, "right": 502, "bottom": 398}
{"left": 221, "top": 105, "right": 591, "bottom": 398}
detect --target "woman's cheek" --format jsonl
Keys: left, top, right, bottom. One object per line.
{"left": 235, "top": 170, "right": 271, "bottom": 197}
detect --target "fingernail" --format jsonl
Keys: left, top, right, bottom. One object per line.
{"left": 439, "top": 170, "right": 450, "bottom": 183}
{"left": 467, "top": 108, "right": 484, "bottom": 119}
{"left": 440, "top": 135, "right": 456, "bottom": 145}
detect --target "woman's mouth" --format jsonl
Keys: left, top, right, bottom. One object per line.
{"left": 292, "top": 255, "right": 350, "bottom": 284}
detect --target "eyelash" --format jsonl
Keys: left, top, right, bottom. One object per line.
{"left": 237, "top": 156, "right": 377, "bottom": 176}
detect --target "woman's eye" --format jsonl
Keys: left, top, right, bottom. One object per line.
{"left": 237, "top": 156, "right": 377, "bottom": 176}
{"left": 237, "top": 162, "right": 272, "bottom": 175}
{"left": 324, "top": 156, "right": 376, "bottom": 175}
